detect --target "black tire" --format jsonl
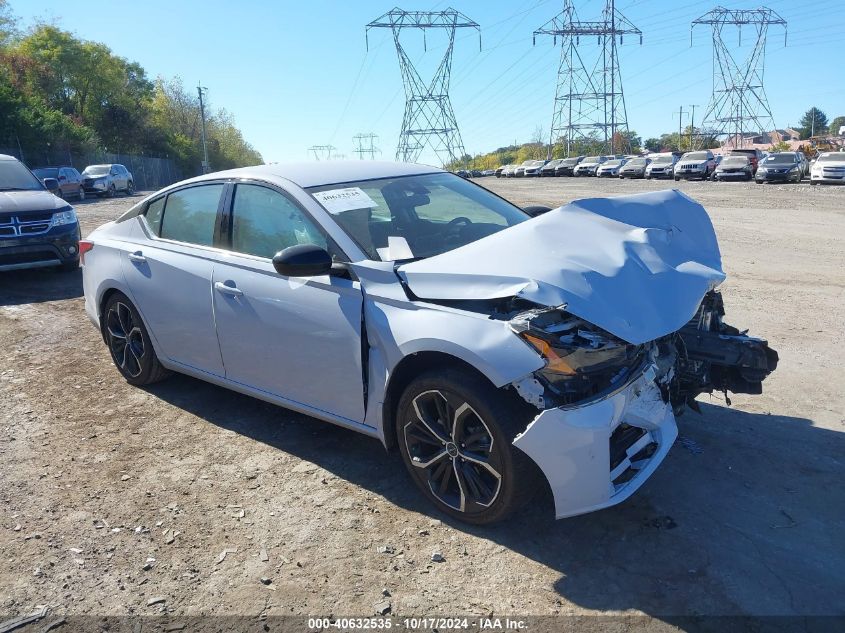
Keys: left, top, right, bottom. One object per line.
{"left": 102, "top": 293, "right": 171, "bottom": 386}
{"left": 126, "top": 181, "right": 135, "bottom": 196}
{"left": 107, "top": 184, "right": 116, "bottom": 198}
{"left": 674, "top": 176, "right": 680, "bottom": 181}
{"left": 78, "top": 187, "right": 86, "bottom": 200}
{"left": 395, "top": 367, "right": 540, "bottom": 525}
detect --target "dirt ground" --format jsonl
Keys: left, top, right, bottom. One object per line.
{"left": 1, "top": 177, "right": 843, "bottom": 628}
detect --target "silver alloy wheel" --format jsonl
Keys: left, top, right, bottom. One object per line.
{"left": 403, "top": 389, "right": 502, "bottom": 513}
{"left": 105, "top": 302, "right": 145, "bottom": 378}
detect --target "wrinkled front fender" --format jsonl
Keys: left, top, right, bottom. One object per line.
{"left": 513, "top": 369, "right": 678, "bottom": 519}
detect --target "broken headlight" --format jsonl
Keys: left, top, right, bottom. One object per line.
{"left": 512, "top": 309, "right": 643, "bottom": 403}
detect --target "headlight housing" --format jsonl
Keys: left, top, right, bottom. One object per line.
{"left": 51, "top": 207, "right": 77, "bottom": 227}
{"left": 512, "top": 309, "right": 644, "bottom": 403}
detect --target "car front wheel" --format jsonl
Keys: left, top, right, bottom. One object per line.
{"left": 396, "top": 368, "right": 539, "bottom": 525}
{"left": 103, "top": 293, "right": 171, "bottom": 386}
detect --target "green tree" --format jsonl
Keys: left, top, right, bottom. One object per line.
{"left": 829, "top": 116, "right": 845, "bottom": 136}
{"left": 798, "top": 107, "right": 828, "bottom": 139}
{"left": 644, "top": 138, "right": 660, "bottom": 152}
{"left": 0, "top": 0, "right": 17, "bottom": 47}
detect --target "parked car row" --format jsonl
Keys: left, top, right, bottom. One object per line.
{"left": 491, "top": 150, "right": 829, "bottom": 184}
{"left": 32, "top": 163, "right": 135, "bottom": 199}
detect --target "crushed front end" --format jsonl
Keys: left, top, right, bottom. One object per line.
{"left": 507, "top": 290, "right": 777, "bottom": 519}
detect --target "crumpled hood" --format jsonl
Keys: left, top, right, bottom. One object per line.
{"left": 0, "top": 190, "right": 66, "bottom": 214}
{"left": 397, "top": 189, "right": 725, "bottom": 345}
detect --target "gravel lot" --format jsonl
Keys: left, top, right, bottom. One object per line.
{"left": 1, "top": 177, "right": 843, "bottom": 626}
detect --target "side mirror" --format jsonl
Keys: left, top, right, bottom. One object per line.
{"left": 272, "top": 244, "right": 332, "bottom": 277}
{"left": 43, "top": 178, "right": 59, "bottom": 191}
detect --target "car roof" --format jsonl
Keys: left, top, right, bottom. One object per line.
{"left": 0, "top": 154, "right": 18, "bottom": 161}
{"left": 179, "top": 161, "right": 442, "bottom": 189}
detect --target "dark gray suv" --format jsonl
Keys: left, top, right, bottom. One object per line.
{"left": 0, "top": 155, "right": 81, "bottom": 271}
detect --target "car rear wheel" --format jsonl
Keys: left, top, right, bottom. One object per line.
{"left": 126, "top": 181, "right": 135, "bottom": 196}
{"left": 78, "top": 187, "right": 85, "bottom": 200}
{"left": 103, "top": 293, "right": 171, "bottom": 386}
{"left": 396, "top": 368, "right": 539, "bottom": 525}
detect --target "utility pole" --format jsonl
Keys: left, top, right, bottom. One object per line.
{"left": 675, "top": 106, "right": 686, "bottom": 151}
{"left": 811, "top": 107, "right": 816, "bottom": 137}
{"left": 197, "top": 82, "right": 210, "bottom": 174}
{"left": 689, "top": 104, "right": 699, "bottom": 149}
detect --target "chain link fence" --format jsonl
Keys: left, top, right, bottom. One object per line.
{"left": 0, "top": 146, "right": 181, "bottom": 192}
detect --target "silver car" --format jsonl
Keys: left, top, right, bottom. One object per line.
{"left": 81, "top": 162, "right": 777, "bottom": 524}
{"left": 81, "top": 164, "right": 135, "bottom": 197}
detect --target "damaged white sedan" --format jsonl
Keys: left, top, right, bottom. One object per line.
{"left": 81, "top": 162, "right": 778, "bottom": 524}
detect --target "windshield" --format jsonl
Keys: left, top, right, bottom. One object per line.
{"left": 722, "top": 157, "right": 749, "bottom": 166}
{"left": 817, "top": 154, "right": 843, "bottom": 163}
{"left": 307, "top": 173, "right": 529, "bottom": 261}
{"left": 653, "top": 156, "right": 673, "bottom": 164}
{"left": 627, "top": 158, "right": 647, "bottom": 166}
{"left": 582, "top": 156, "right": 600, "bottom": 163}
{"left": 604, "top": 160, "right": 622, "bottom": 167}
{"left": 83, "top": 165, "right": 110, "bottom": 176}
{"left": 0, "top": 160, "right": 44, "bottom": 192}
{"left": 32, "top": 168, "right": 59, "bottom": 179}
{"left": 763, "top": 154, "right": 797, "bottom": 165}
{"left": 682, "top": 152, "right": 708, "bottom": 161}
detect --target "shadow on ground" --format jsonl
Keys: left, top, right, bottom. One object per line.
{"left": 0, "top": 267, "right": 82, "bottom": 306}
{"left": 146, "top": 374, "right": 845, "bottom": 621}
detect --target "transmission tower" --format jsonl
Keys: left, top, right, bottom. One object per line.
{"left": 534, "top": 0, "right": 641, "bottom": 157}
{"left": 353, "top": 133, "right": 382, "bottom": 160}
{"left": 307, "top": 145, "right": 336, "bottom": 161}
{"left": 692, "top": 7, "right": 787, "bottom": 149}
{"left": 366, "top": 8, "right": 480, "bottom": 165}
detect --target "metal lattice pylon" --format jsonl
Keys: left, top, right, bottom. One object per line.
{"left": 692, "top": 7, "right": 787, "bottom": 149}
{"left": 353, "top": 133, "right": 382, "bottom": 160}
{"left": 534, "top": 0, "right": 641, "bottom": 156}
{"left": 366, "top": 8, "right": 480, "bottom": 165}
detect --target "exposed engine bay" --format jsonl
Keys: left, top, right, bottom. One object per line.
{"left": 494, "top": 290, "right": 778, "bottom": 412}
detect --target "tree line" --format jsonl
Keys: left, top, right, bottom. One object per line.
{"left": 0, "top": 0, "right": 261, "bottom": 174}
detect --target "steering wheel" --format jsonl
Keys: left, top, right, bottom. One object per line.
{"left": 447, "top": 216, "right": 472, "bottom": 228}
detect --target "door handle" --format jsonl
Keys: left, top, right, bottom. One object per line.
{"left": 127, "top": 251, "right": 146, "bottom": 263}
{"left": 214, "top": 281, "right": 243, "bottom": 297}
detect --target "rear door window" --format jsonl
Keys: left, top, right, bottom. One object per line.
{"left": 159, "top": 184, "right": 224, "bottom": 247}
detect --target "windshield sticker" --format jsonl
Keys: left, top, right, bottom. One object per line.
{"left": 312, "top": 187, "right": 378, "bottom": 214}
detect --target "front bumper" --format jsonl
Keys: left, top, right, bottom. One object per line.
{"left": 646, "top": 168, "right": 673, "bottom": 179}
{"left": 675, "top": 169, "right": 708, "bottom": 179}
{"left": 513, "top": 365, "right": 677, "bottom": 519}
{"left": 757, "top": 170, "right": 799, "bottom": 182}
{"left": 83, "top": 180, "right": 109, "bottom": 193}
{"left": 716, "top": 170, "right": 752, "bottom": 180}
{"left": 810, "top": 173, "right": 845, "bottom": 184}
{"left": 0, "top": 222, "right": 80, "bottom": 271}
